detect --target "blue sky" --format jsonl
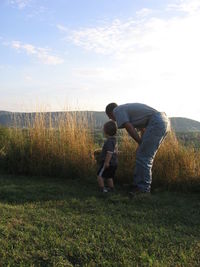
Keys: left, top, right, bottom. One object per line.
{"left": 0, "top": 0, "right": 200, "bottom": 121}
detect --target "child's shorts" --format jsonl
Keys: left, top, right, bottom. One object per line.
{"left": 97, "top": 162, "right": 117, "bottom": 179}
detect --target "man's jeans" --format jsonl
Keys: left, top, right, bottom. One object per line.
{"left": 133, "top": 112, "right": 170, "bottom": 192}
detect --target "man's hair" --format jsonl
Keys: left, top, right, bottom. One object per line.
{"left": 104, "top": 120, "right": 117, "bottom": 136}
{"left": 105, "top": 103, "right": 118, "bottom": 115}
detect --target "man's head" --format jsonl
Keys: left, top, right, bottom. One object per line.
{"left": 103, "top": 120, "right": 117, "bottom": 137}
{"left": 105, "top": 103, "right": 118, "bottom": 120}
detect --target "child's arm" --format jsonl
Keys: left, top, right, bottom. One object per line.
{"left": 104, "top": 152, "right": 113, "bottom": 169}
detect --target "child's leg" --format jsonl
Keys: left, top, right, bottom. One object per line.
{"left": 97, "top": 176, "right": 105, "bottom": 189}
{"left": 107, "top": 178, "right": 114, "bottom": 189}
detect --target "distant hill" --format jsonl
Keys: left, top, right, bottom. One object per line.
{"left": 0, "top": 111, "right": 13, "bottom": 126}
{"left": 170, "top": 117, "right": 200, "bottom": 132}
{"left": 1, "top": 111, "right": 200, "bottom": 132}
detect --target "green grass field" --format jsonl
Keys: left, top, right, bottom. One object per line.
{"left": 0, "top": 174, "right": 200, "bottom": 266}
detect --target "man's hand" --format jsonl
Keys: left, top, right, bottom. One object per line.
{"left": 140, "top": 128, "right": 146, "bottom": 137}
{"left": 123, "top": 122, "right": 142, "bottom": 145}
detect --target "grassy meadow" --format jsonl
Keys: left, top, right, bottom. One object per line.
{"left": 0, "top": 112, "right": 200, "bottom": 266}
{"left": 0, "top": 174, "right": 200, "bottom": 266}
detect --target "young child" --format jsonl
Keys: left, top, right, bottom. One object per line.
{"left": 97, "top": 120, "right": 118, "bottom": 193}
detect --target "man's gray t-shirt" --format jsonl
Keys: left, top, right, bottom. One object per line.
{"left": 100, "top": 136, "right": 118, "bottom": 166}
{"left": 113, "top": 103, "right": 158, "bottom": 129}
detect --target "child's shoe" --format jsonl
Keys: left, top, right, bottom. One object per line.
{"left": 99, "top": 187, "right": 108, "bottom": 193}
{"left": 106, "top": 187, "right": 114, "bottom": 193}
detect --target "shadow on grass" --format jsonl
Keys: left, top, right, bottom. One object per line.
{"left": 0, "top": 173, "right": 97, "bottom": 204}
{"left": 0, "top": 173, "right": 199, "bottom": 204}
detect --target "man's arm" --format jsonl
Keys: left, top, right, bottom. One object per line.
{"left": 123, "top": 122, "right": 142, "bottom": 144}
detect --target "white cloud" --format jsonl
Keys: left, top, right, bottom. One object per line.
{"left": 69, "top": 19, "right": 143, "bottom": 57}
{"left": 57, "top": 24, "right": 69, "bottom": 33}
{"left": 73, "top": 68, "right": 106, "bottom": 77}
{"left": 68, "top": 0, "right": 200, "bottom": 60}
{"left": 7, "top": 0, "right": 47, "bottom": 19}
{"left": 11, "top": 41, "right": 64, "bottom": 65}
{"left": 64, "top": 0, "right": 200, "bottom": 119}
{"left": 7, "top": 0, "right": 32, "bottom": 9}
{"left": 167, "top": 0, "right": 200, "bottom": 14}
{"left": 136, "top": 8, "right": 153, "bottom": 18}
{"left": 25, "top": 75, "right": 32, "bottom": 81}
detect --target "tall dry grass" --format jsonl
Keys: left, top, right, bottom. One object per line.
{"left": 0, "top": 112, "right": 95, "bottom": 178}
{"left": 153, "top": 132, "right": 200, "bottom": 190}
{"left": 0, "top": 112, "right": 200, "bottom": 191}
{"left": 117, "top": 131, "right": 200, "bottom": 191}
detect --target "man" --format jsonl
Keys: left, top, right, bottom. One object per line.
{"left": 105, "top": 103, "right": 170, "bottom": 195}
